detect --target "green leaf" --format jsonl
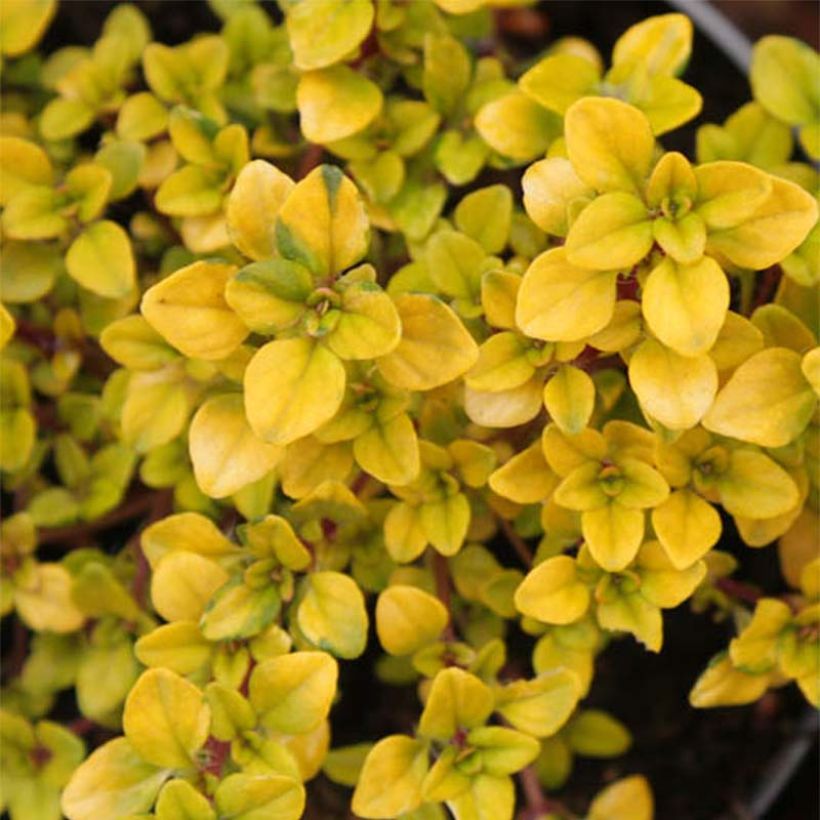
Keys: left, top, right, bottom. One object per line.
{"left": 641, "top": 256, "right": 729, "bottom": 357}
{"left": 215, "top": 774, "right": 305, "bottom": 820}
{"left": 297, "top": 66, "right": 383, "bottom": 144}
{"left": 418, "top": 667, "right": 494, "bottom": 741}
{"left": 629, "top": 340, "right": 717, "bottom": 430}
{"left": 751, "top": 36, "right": 820, "bottom": 125}
{"left": 515, "top": 248, "right": 617, "bottom": 342}
{"left": 514, "top": 555, "right": 590, "bottom": 625}
{"left": 475, "top": 90, "right": 561, "bottom": 162}
{"left": 276, "top": 165, "right": 369, "bottom": 278}
{"left": 377, "top": 293, "right": 478, "bottom": 390}
{"left": 249, "top": 651, "right": 338, "bottom": 735}
{"left": 65, "top": 221, "right": 135, "bottom": 299}
{"left": 189, "top": 393, "right": 282, "bottom": 498}
{"left": 327, "top": 282, "right": 401, "bottom": 360}
{"left": 122, "top": 669, "right": 210, "bottom": 769}
{"left": 564, "top": 97, "right": 655, "bottom": 194}
{"left": 352, "top": 735, "right": 428, "bottom": 819}
{"left": 454, "top": 185, "right": 513, "bottom": 254}
{"left": 141, "top": 260, "right": 248, "bottom": 360}
{"left": 376, "top": 585, "right": 449, "bottom": 656}
{"left": 423, "top": 33, "right": 472, "bottom": 116}
{"left": 297, "top": 571, "right": 369, "bottom": 659}
{"left": 244, "top": 337, "right": 346, "bottom": 445}
{"left": 565, "top": 192, "right": 652, "bottom": 270}
{"left": 61, "top": 738, "right": 168, "bottom": 820}
{"left": 285, "top": 0, "right": 373, "bottom": 71}
{"left": 703, "top": 347, "right": 816, "bottom": 447}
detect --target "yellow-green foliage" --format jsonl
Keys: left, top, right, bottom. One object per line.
{"left": 0, "top": 3, "right": 817, "bottom": 819}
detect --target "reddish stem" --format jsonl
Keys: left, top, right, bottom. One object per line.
{"left": 716, "top": 577, "right": 763, "bottom": 605}
{"left": 496, "top": 514, "right": 533, "bottom": 569}
{"left": 432, "top": 551, "right": 457, "bottom": 642}
{"left": 298, "top": 143, "right": 324, "bottom": 179}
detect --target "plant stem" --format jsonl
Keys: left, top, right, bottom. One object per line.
{"left": 298, "top": 143, "right": 324, "bottom": 179}
{"left": 496, "top": 514, "right": 533, "bottom": 568}
{"left": 716, "top": 577, "right": 762, "bottom": 606}
{"left": 432, "top": 551, "right": 457, "bottom": 642}
{"left": 39, "top": 487, "right": 172, "bottom": 546}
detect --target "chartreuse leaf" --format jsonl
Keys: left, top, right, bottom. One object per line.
{"left": 0, "top": 241, "right": 63, "bottom": 303}
{"left": 100, "top": 316, "right": 179, "bottom": 371}
{"left": 122, "top": 668, "right": 210, "bottom": 769}
{"left": 703, "top": 347, "right": 816, "bottom": 447}
{"left": 376, "top": 585, "right": 449, "bottom": 656}
{"left": 418, "top": 667, "right": 494, "bottom": 741}
{"left": 582, "top": 504, "right": 645, "bottom": 572}
{"left": 249, "top": 651, "right": 338, "bottom": 735}
{"left": 244, "top": 337, "right": 346, "bottom": 445}
{"left": 689, "top": 653, "right": 771, "bottom": 707}
{"left": 227, "top": 160, "right": 295, "bottom": 261}
{"left": 467, "top": 332, "right": 535, "bottom": 393}
{"left": 565, "top": 98, "right": 655, "bottom": 194}
{"left": 514, "top": 555, "right": 590, "bottom": 625}
{"left": 0, "top": 0, "right": 56, "bottom": 57}
{"left": 135, "top": 623, "right": 212, "bottom": 677}
{"left": 423, "top": 33, "right": 471, "bottom": 116}
{"left": 189, "top": 393, "right": 283, "bottom": 498}
{"left": 729, "top": 598, "right": 792, "bottom": 673}
{"left": 156, "top": 779, "right": 215, "bottom": 819}
{"left": 297, "top": 571, "right": 368, "bottom": 659}
{"left": 0, "top": 136, "right": 52, "bottom": 205}
{"left": 214, "top": 773, "right": 305, "bottom": 820}
{"left": 420, "top": 493, "right": 471, "bottom": 557}
{"left": 297, "top": 66, "right": 383, "bottom": 144}
{"left": 276, "top": 165, "right": 369, "bottom": 278}
{"left": 199, "top": 578, "right": 281, "bottom": 641}
{"left": 516, "top": 248, "right": 617, "bottom": 342}
{"left": 468, "top": 726, "right": 540, "bottom": 775}
{"left": 802, "top": 348, "right": 820, "bottom": 397}
{"left": 121, "top": 367, "right": 194, "bottom": 453}
{"left": 489, "top": 441, "right": 558, "bottom": 504}
{"left": 353, "top": 412, "right": 419, "bottom": 485}
{"left": 716, "top": 449, "right": 799, "bottom": 519}
{"left": 141, "top": 512, "right": 238, "bottom": 568}
{"left": 225, "top": 259, "right": 311, "bottom": 335}
{"left": 61, "top": 738, "right": 168, "bottom": 820}
{"left": 641, "top": 256, "right": 729, "bottom": 357}
{"left": 651, "top": 489, "right": 722, "bottom": 569}
{"left": 326, "top": 282, "right": 401, "bottom": 360}
{"left": 141, "top": 260, "right": 248, "bottom": 360}
{"left": 377, "top": 293, "right": 478, "bottom": 390}
{"left": 612, "top": 13, "right": 692, "bottom": 75}
{"left": 523, "top": 157, "right": 594, "bottom": 237}
{"left": 454, "top": 185, "right": 513, "bottom": 255}
{"left": 519, "top": 53, "right": 600, "bottom": 114}
{"left": 475, "top": 90, "right": 560, "bottom": 162}
{"left": 706, "top": 176, "right": 817, "bottom": 269}
{"left": 629, "top": 340, "right": 717, "bottom": 430}
{"left": 565, "top": 192, "right": 652, "bottom": 270}
{"left": 565, "top": 709, "right": 632, "bottom": 757}
{"left": 66, "top": 221, "right": 135, "bottom": 299}
{"left": 117, "top": 92, "right": 169, "bottom": 141}
{"left": 150, "top": 551, "right": 229, "bottom": 622}
{"left": 589, "top": 775, "right": 654, "bottom": 820}
{"left": 15, "top": 563, "right": 85, "bottom": 633}
{"left": 544, "top": 365, "right": 595, "bottom": 435}
{"left": 284, "top": 0, "right": 373, "bottom": 71}
{"left": 449, "top": 774, "right": 515, "bottom": 820}
{"left": 352, "top": 735, "right": 428, "bottom": 819}
{"left": 494, "top": 671, "right": 580, "bottom": 737}
{"left": 751, "top": 36, "right": 820, "bottom": 126}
